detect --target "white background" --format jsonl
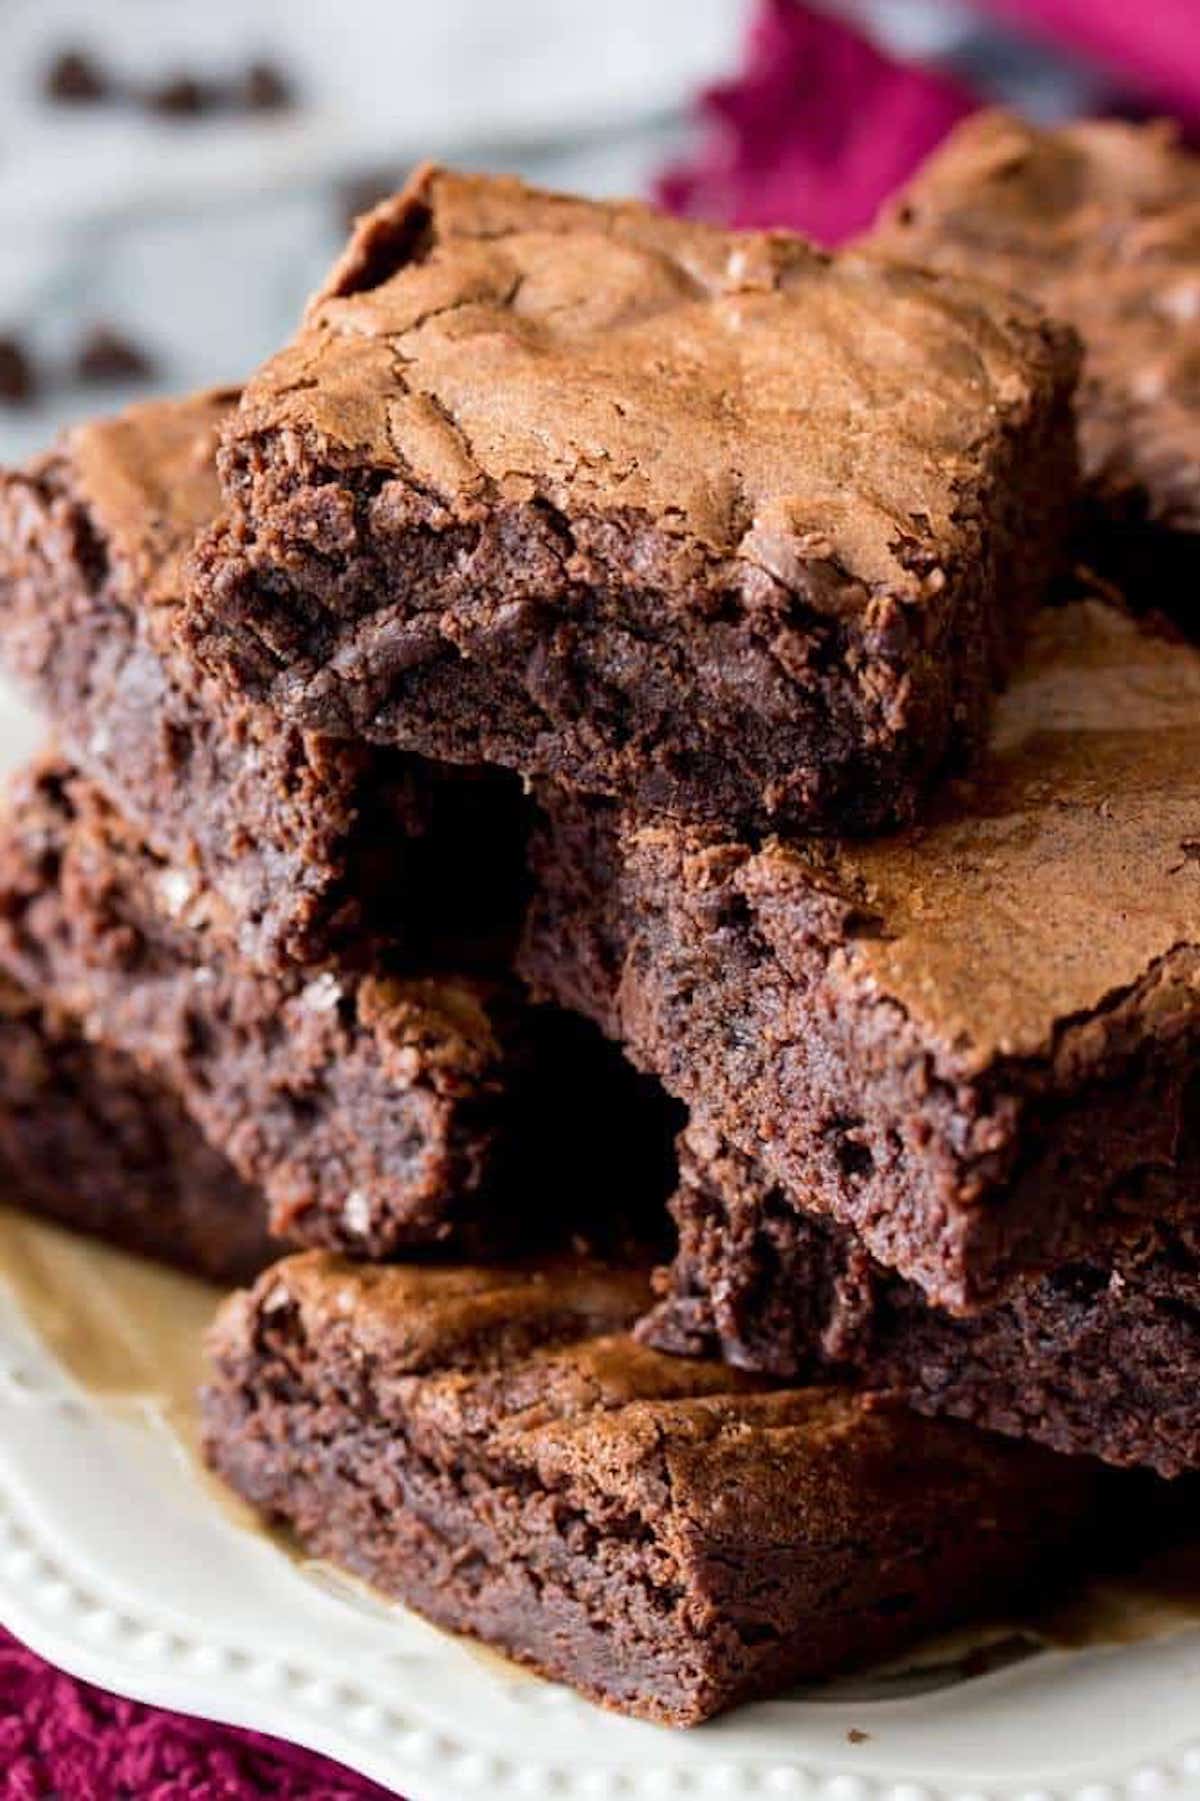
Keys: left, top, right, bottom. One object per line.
{"left": 0, "top": 0, "right": 1098, "bottom": 462}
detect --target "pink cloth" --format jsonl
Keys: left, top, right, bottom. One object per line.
{"left": 657, "top": 0, "right": 977, "bottom": 242}
{"left": 0, "top": 1628, "right": 391, "bottom": 1800}
{"left": 975, "top": 0, "right": 1200, "bottom": 122}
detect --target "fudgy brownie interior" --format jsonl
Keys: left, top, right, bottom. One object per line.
{"left": 0, "top": 971, "right": 273, "bottom": 1283}
{"left": 0, "top": 754, "right": 678, "bottom": 1263}
{"left": 641, "top": 1116, "right": 1200, "bottom": 1477}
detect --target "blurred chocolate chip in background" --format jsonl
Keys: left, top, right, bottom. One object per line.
{"left": 73, "top": 325, "right": 157, "bottom": 386}
{"left": 144, "top": 60, "right": 297, "bottom": 120}
{"left": 239, "top": 61, "right": 295, "bottom": 113}
{"left": 146, "top": 73, "right": 221, "bottom": 119}
{"left": 43, "top": 49, "right": 297, "bottom": 123}
{"left": 0, "top": 337, "right": 37, "bottom": 406}
{"left": 43, "top": 48, "right": 112, "bottom": 106}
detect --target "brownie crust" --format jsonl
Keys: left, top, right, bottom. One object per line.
{"left": 0, "top": 758, "right": 527, "bottom": 1259}
{"left": 868, "top": 112, "right": 1200, "bottom": 598}
{"left": 0, "top": 972, "right": 273, "bottom": 1284}
{"left": 204, "top": 1251, "right": 1101, "bottom": 1725}
{"left": 185, "top": 165, "right": 1079, "bottom": 835}
{"left": 641, "top": 1119, "right": 1200, "bottom": 1478}
{"left": 0, "top": 391, "right": 521, "bottom": 972}
{"left": 520, "top": 601, "right": 1200, "bottom": 1311}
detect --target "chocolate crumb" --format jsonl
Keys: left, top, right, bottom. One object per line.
{"left": 73, "top": 325, "right": 156, "bottom": 386}
{"left": 0, "top": 336, "right": 36, "bottom": 406}
{"left": 43, "top": 49, "right": 110, "bottom": 105}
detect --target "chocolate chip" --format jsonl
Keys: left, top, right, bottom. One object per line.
{"left": 239, "top": 60, "right": 294, "bottom": 113}
{"left": 146, "top": 73, "right": 219, "bottom": 119}
{"left": 43, "top": 48, "right": 111, "bottom": 105}
{"left": 0, "top": 337, "right": 36, "bottom": 406}
{"left": 73, "top": 325, "right": 156, "bottom": 385}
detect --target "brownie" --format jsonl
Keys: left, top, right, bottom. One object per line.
{"left": 0, "top": 971, "right": 272, "bottom": 1284}
{"left": 0, "top": 390, "right": 524, "bottom": 972}
{"left": 641, "top": 1119, "right": 1200, "bottom": 1478}
{"left": 203, "top": 1251, "right": 1102, "bottom": 1725}
{"left": 868, "top": 112, "right": 1200, "bottom": 604}
{"left": 520, "top": 599, "right": 1200, "bottom": 1312}
{"left": 183, "top": 164, "right": 1079, "bottom": 836}
{"left": 0, "top": 757, "right": 531, "bottom": 1259}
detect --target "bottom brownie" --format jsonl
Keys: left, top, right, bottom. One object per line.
{"left": 0, "top": 972, "right": 273, "bottom": 1284}
{"left": 639, "top": 1120, "right": 1200, "bottom": 1478}
{"left": 204, "top": 1251, "right": 1105, "bottom": 1726}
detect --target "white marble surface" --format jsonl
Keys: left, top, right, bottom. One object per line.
{"left": 0, "top": 0, "right": 1102, "bottom": 465}
{"left": 0, "top": 0, "right": 748, "bottom": 461}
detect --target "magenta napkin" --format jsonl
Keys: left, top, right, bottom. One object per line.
{"left": 978, "top": 0, "right": 1200, "bottom": 121}
{"left": 657, "top": 0, "right": 977, "bottom": 242}
{"left": 0, "top": 1627, "right": 389, "bottom": 1800}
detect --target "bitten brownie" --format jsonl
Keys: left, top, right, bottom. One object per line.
{"left": 0, "top": 757, "right": 529, "bottom": 1260}
{"left": 183, "top": 164, "right": 1079, "bottom": 835}
{"left": 641, "top": 1119, "right": 1200, "bottom": 1478}
{"left": 868, "top": 113, "right": 1200, "bottom": 604}
{"left": 521, "top": 600, "right": 1200, "bottom": 1312}
{"left": 0, "top": 389, "right": 523, "bottom": 972}
{"left": 0, "top": 971, "right": 273, "bottom": 1284}
{"left": 203, "top": 1251, "right": 1102, "bottom": 1726}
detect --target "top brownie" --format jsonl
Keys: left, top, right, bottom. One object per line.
{"left": 0, "top": 391, "right": 521, "bottom": 971}
{"left": 869, "top": 113, "right": 1200, "bottom": 593}
{"left": 184, "top": 165, "right": 1079, "bottom": 834}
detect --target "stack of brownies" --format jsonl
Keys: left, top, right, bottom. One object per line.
{"left": 0, "top": 112, "right": 1196, "bottom": 1727}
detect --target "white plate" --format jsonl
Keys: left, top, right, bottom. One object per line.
{"left": 0, "top": 1212, "right": 1199, "bottom": 1801}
